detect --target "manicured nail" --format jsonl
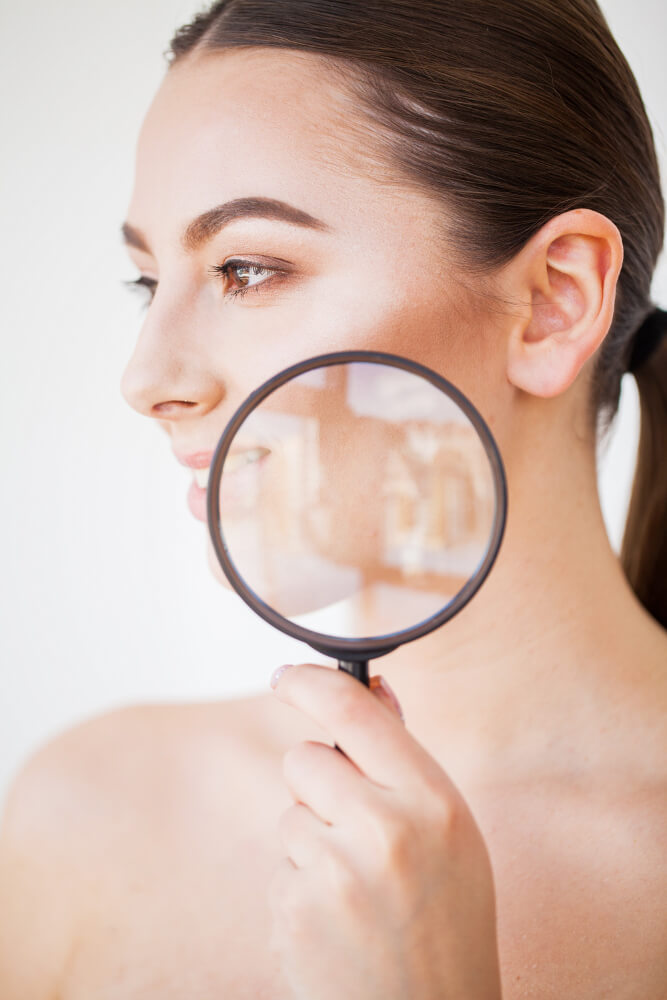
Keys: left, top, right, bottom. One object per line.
{"left": 377, "top": 675, "right": 405, "bottom": 722}
{"left": 270, "top": 663, "right": 292, "bottom": 690}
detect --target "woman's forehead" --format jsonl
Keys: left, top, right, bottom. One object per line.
{"left": 126, "top": 46, "right": 444, "bottom": 259}
{"left": 131, "top": 51, "right": 381, "bottom": 222}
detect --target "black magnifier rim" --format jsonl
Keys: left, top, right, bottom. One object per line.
{"left": 207, "top": 350, "right": 507, "bottom": 661}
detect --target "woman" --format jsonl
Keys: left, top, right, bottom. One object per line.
{"left": 1, "top": 1, "right": 666, "bottom": 996}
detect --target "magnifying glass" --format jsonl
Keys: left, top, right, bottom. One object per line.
{"left": 207, "top": 351, "right": 507, "bottom": 696}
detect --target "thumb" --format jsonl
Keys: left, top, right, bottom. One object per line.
{"left": 369, "top": 674, "right": 405, "bottom": 723}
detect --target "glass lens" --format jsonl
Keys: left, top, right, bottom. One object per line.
{"left": 214, "top": 360, "right": 498, "bottom": 641}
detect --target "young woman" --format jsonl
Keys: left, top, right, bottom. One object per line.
{"left": 1, "top": 1, "right": 666, "bottom": 997}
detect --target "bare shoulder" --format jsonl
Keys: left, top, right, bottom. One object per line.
{"left": 0, "top": 700, "right": 251, "bottom": 845}
{"left": 0, "top": 692, "right": 322, "bottom": 999}
{"left": 0, "top": 705, "right": 163, "bottom": 999}
{"left": 0, "top": 690, "right": 319, "bottom": 853}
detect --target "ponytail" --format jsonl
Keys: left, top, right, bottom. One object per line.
{"left": 620, "top": 308, "right": 667, "bottom": 628}
{"left": 168, "top": 0, "right": 666, "bottom": 628}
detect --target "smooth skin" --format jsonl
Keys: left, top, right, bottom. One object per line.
{"left": 268, "top": 663, "right": 502, "bottom": 1000}
{"left": 0, "top": 47, "right": 666, "bottom": 999}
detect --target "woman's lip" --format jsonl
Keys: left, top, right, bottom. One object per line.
{"left": 175, "top": 450, "right": 214, "bottom": 470}
{"left": 174, "top": 444, "right": 270, "bottom": 469}
{"left": 185, "top": 446, "right": 271, "bottom": 522}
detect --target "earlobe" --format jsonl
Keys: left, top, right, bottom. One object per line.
{"left": 506, "top": 209, "right": 624, "bottom": 398}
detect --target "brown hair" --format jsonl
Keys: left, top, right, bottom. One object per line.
{"left": 166, "top": 0, "right": 666, "bottom": 627}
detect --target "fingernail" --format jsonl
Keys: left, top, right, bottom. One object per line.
{"left": 270, "top": 664, "right": 292, "bottom": 690}
{"left": 377, "top": 675, "right": 405, "bottom": 722}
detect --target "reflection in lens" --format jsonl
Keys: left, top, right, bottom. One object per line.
{"left": 214, "top": 360, "right": 498, "bottom": 641}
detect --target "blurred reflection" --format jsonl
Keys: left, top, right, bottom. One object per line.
{"left": 218, "top": 362, "right": 495, "bottom": 637}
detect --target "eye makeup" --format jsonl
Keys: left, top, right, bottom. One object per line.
{"left": 122, "top": 257, "right": 290, "bottom": 309}
{"left": 207, "top": 258, "right": 286, "bottom": 300}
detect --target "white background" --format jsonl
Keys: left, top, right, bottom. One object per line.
{"left": 1, "top": 0, "right": 665, "bottom": 803}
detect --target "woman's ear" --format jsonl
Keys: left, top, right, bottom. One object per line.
{"left": 504, "top": 209, "right": 624, "bottom": 398}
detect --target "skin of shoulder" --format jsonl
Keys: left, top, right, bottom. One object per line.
{"left": 1, "top": 671, "right": 666, "bottom": 1000}
{"left": 0, "top": 694, "right": 302, "bottom": 1000}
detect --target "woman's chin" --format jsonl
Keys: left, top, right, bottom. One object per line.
{"left": 206, "top": 536, "right": 233, "bottom": 590}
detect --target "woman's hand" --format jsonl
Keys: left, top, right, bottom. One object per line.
{"left": 267, "top": 662, "right": 503, "bottom": 1000}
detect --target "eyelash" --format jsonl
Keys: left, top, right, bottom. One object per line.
{"left": 122, "top": 259, "right": 282, "bottom": 309}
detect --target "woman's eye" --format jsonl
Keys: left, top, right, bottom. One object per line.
{"left": 121, "top": 259, "right": 282, "bottom": 311}
{"left": 209, "top": 259, "right": 281, "bottom": 299}
{"left": 228, "top": 263, "right": 267, "bottom": 288}
{"left": 122, "top": 275, "right": 157, "bottom": 310}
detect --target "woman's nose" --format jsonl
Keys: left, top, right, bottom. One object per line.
{"left": 120, "top": 303, "right": 225, "bottom": 420}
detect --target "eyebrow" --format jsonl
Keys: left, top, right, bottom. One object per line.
{"left": 121, "top": 197, "right": 331, "bottom": 254}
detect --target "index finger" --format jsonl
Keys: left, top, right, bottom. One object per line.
{"left": 271, "top": 663, "right": 441, "bottom": 790}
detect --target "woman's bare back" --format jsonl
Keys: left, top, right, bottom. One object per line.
{"left": 1, "top": 683, "right": 666, "bottom": 1000}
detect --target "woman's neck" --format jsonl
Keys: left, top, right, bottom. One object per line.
{"left": 378, "top": 413, "right": 663, "bottom": 780}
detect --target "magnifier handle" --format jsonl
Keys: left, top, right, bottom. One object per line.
{"left": 337, "top": 659, "right": 369, "bottom": 685}
{"left": 334, "top": 660, "right": 369, "bottom": 755}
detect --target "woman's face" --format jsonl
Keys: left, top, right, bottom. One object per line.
{"left": 121, "top": 47, "right": 508, "bottom": 587}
